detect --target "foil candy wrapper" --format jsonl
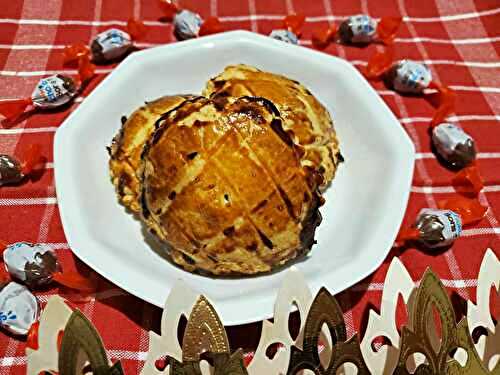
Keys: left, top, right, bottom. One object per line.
{"left": 173, "top": 10, "right": 202, "bottom": 40}
{"left": 415, "top": 209, "right": 462, "bottom": 248}
{"left": 0, "top": 282, "right": 39, "bottom": 335}
{"left": 0, "top": 155, "right": 22, "bottom": 186}
{"left": 313, "top": 14, "right": 400, "bottom": 49}
{"left": 269, "top": 29, "right": 299, "bottom": 44}
{"left": 31, "top": 75, "right": 77, "bottom": 109}
{"left": 338, "top": 14, "right": 377, "bottom": 44}
{"left": 364, "top": 52, "right": 455, "bottom": 126}
{"left": 91, "top": 28, "right": 133, "bottom": 63}
{"left": 2, "top": 241, "right": 96, "bottom": 292}
{"left": 432, "top": 123, "right": 476, "bottom": 168}
{"left": 0, "top": 64, "right": 92, "bottom": 122}
{"left": 3, "top": 242, "right": 61, "bottom": 288}
{"left": 64, "top": 19, "right": 145, "bottom": 65}
{"left": 0, "top": 145, "right": 42, "bottom": 186}
{"left": 389, "top": 60, "right": 432, "bottom": 94}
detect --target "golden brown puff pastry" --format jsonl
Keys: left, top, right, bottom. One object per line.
{"left": 203, "top": 64, "right": 341, "bottom": 190}
{"left": 108, "top": 95, "right": 195, "bottom": 212}
{"left": 140, "top": 96, "right": 323, "bottom": 275}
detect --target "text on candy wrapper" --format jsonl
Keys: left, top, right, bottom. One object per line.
{"left": 38, "top": 79, "right": 64, "bottom": 103}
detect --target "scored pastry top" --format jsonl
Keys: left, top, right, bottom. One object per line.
{"left": 140, "top": 96, "right": 323, "bottom": 275}
{"left": 204, "top": 64, "right": 341, "bottom": 190}
{"left": 108, "top": 95, "right": 195, "bottom": 212}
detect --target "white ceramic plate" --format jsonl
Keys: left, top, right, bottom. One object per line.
{"left": 54, "top": 31, "right": 414, "bottom": 325}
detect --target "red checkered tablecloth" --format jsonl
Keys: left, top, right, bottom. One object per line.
{"left": 0, "top": 0, "right": 499, "bottom": 373}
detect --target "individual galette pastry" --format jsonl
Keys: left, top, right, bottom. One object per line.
{"left": 140, "top": 96, "right": 323, "bottom": 275}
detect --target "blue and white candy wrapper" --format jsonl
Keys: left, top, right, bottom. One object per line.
{"left": 416, "top": 209, "right": 462, "bottom": 248}
{"left": 432, "top": 123, "right": 476, "bottom": 168}
{"left": 91, "top": 28, "right": 132, "bottom": 62}
{"left": 390, "top": 60, "right": 432, "bottom": 94}
{"left": 339, "top": 14, "right": 377, "bottom": 44}
{"left": 173, "top": 10, "right": 202, "bottom": 40}
{"left": 0, "top": 282, "right": 39, "bottom": 335}
{"left": 31, "top": 75, "right": 77, "bottom": 109}
{"left": 269, "top": 29, "right": 299, "bottom": 44}
{"left": 3, "top": 242, "right": 60, "bottom": 287}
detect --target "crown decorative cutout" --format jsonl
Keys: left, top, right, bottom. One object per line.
{"left": 26, "top": 249, "right": 499, "bottom": 375}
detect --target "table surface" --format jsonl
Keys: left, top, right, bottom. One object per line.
{"left": 0, "top": 0, "right": 499, "bottom": 373}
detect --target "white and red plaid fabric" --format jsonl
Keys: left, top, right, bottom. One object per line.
{"left": 0, "top": 0, "right": 499, "bottom": 373}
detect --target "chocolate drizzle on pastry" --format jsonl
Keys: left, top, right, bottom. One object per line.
{"left": 203, "top": 65, "right": 341, "bottom": 191}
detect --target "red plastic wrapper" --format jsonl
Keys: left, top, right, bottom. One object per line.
{"left": 199, "top": 16, "right": 224, "bottom": 37}
{"left": 452, "top": 164, "right": 484, "bottom": 196}
{"left": 426, "top": 85, "right": 457, "bottom": 127}
{"left": 375, "top": 17, "right": 403, "bottom": 44}
{"left": 312, "top": 15, "right": 402, "bottom": 49}
{"left": 282, "top": 13, "right": 306, "bottom": 36}
{"left": 159, "top": 0, "right": 180, "bottom": 22}
{"left": 312, "top": 25, "right": 337, "bottom": 49}
{"left": 364, "top": 48, "right": 455, "bottom": 126}
{"left": 0, "top": 145, "right": 43, "bottom": 186}
{"left": 26, "top": 321, "right": 40, "bottom": 350}
{"left": 1, "top": 241, "right": 96, "bottom": 292}
{"left": 437, "top": 196, "right": 487, "bottom": 226}
{"left": 0, "top": 60, "right": 94, "bottom": 123}
{"left": 64, "top": 18, "right": 147, "bottom": 65}
{"left": 127, "top": 18, "right": 147, "bottom": 40}
{"left": 0, "top": 261, "right": 9, "bottom": 286}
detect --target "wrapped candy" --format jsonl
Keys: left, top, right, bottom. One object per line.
{"left": 364, "top": 48, "right": 456, "bottom": 126}
{"left": 159, "top": 1, "right": 223, "bottom": 39}
{"left": 0, "top": 281, "right": 39, "bottom": 335}
{"left": 432, "top": 123, "right": 476, "bottom": 168}
{"left": 338, "top": 15, "right": 401, "bottom": 44}
{"left": 312, "top": 15, "right": 402, "bottom": 49}
{"left": 173, "top": 10, "right": 203, "bottom": 40}
{"left": 0, "top": 144, "right": 43, "bottom": 186}
{"left": 1, "top": 241, "right": 95, "bottom": 292}
{"left": 269, "top": 30, "right": 299, "bottom": 44}
{"left": 396, "top": 197, "right": 487, "bottom": 248}
{"left": 398, "top": 209, "right": 462, "bottom": 248}
{"left": 388, "top": 60, "right": 433, "bottom": 94}
{"left": 0, "top": 60, "right": 94, "bottom": 123}
{"left": 64, "top": 19, "right": 146, "bottom": 64}
{"left": 269, "top": 13, "right": 305, "bottom": 44}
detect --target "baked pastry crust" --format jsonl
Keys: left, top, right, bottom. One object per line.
{"left": 108, "top": 95, "right": 194, "bottom": 212}
{"left": 140, "top": 96, "right": 323, "bottom": 275}
{"left": 204, "top": 64, "right": 341, "bottom": 189}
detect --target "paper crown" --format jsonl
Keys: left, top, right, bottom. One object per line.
{"left": 26, "top": 249, "right": 499, "bottom": 374}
